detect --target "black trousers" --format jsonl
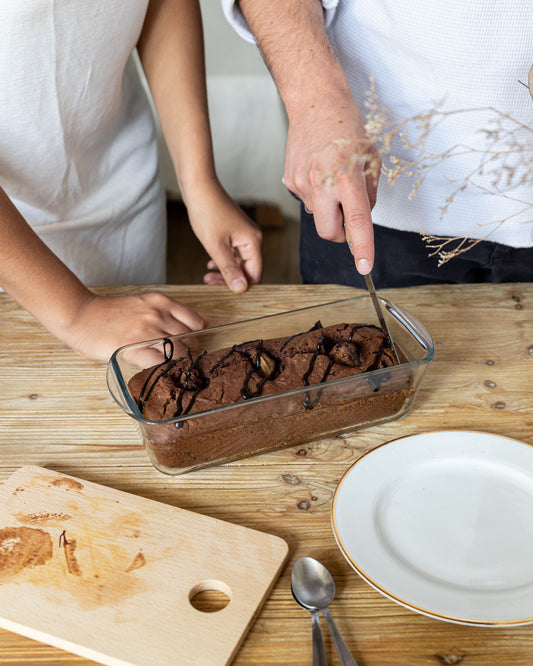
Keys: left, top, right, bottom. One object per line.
{"left": 299, "top": 203, "right": 533, "bottom": 288}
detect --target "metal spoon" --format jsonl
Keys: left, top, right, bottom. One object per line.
{"left": 292, "top": 557, "right": 358, "bottom": 666}
{"left": 291, "top": 568, "right": 328, "bottom": 665}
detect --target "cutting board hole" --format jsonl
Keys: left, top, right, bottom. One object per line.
{"left": 189, "top": 579, "right": 232, "bottom": 613}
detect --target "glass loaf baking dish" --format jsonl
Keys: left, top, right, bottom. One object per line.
{"left": 107, "top": 295, "right": 434, "bottom": 475}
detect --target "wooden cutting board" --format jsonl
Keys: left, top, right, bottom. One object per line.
{"left": 0, "top": 466, "right": 289, "bottom": 665}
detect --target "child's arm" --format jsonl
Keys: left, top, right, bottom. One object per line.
{"left": 138, "top": 0, "right": 263, "bottom": 293}
{"left": 0, "top": 187, "right": 206, "bottom": 361}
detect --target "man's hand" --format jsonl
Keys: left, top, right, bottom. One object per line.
{"left": 284, "top": 93, "right": 380, "bottom": 275}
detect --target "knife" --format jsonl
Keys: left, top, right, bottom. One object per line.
{"left": 344, "top": 224, "right": 401, "bottom": 365}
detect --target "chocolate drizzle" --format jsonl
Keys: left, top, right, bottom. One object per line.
{"left": 279, "top": 320, "right": 323, "bottom": 353}
{"left": 302, "top": 326, "right": 329, "bottom": 409}
{"left": 132, "top": 321, "right": 398, "bottom": 420}
{"left": 348, "top": 323, "right": 381, "bottom": 341}
{"left": 171, "top": 350, "right": 209, "bottom": 421}
{"left": 368, "top": 338, "right": 389, "bottom": 372}
{"left": 137, "top": 339, "right": 177, "bottom": 412}
{"left": 210, "top": 339, "right": 281, "bottom": 400}
{"left": 136, "top": 339, "right": 209, "bottom": 422}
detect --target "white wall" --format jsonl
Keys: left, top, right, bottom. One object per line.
{"left": 201, "top": 0, "right": 265, "bottom": 76}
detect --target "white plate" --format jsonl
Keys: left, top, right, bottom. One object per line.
{"left": 332, "top": 431, "right": 533, "bottom": 626}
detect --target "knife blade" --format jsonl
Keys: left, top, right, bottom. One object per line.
{"left": 363, "top": 272, "right": 400, "bottom": 365}
{"left": 344, "top": 224, "right": 400, "bottom": 365}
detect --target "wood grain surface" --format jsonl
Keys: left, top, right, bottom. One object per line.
{"left": 0, "top": 466, "right": 288, "bottom": 666}
{"left": 1, "top": 283, "right": 532, "bottom": 665}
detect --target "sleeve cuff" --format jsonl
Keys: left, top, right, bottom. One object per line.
{"left": 220, "top": 0, "right": 257, "bottom": 44}
{"left": 220, "top": 0, "right": 340, "bottom": 44}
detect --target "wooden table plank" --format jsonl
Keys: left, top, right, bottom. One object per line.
{"left": 1, "top": 283, "right": 532, "bottom": 665}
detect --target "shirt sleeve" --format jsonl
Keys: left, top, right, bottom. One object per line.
{"left": 220, "top": 0, "right": 340, "bottom": 44}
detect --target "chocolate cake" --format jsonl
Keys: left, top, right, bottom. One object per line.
{"left": 128, "top": 321, "right": 413, "bottom": 472}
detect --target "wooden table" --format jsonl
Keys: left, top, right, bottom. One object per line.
{"left": 1, "top": 283, "right": 532, "bottom": 665}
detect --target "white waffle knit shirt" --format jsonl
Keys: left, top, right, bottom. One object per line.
{"left": 222, "top": 0, "right": 533, "bottom": 248}
{"left": 0, "top": 1, "right": 166, "bottom": 286}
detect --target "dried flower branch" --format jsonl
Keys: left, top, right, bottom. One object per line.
{"left": 362, "top": 73, "right": 533, "bottom": 264}
{"left": 422, "top": 187, "right": 533, "bottom": 264}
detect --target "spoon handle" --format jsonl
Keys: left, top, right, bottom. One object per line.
{"left": 310, "top": 609, "right": 329, "bottom": 666}
{"left": 322, "top": 607, "right": 358, "bottom": 666}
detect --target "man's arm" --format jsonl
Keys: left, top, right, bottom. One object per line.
{"left": 237, "top": 0, "right": 378, "bottom": 274}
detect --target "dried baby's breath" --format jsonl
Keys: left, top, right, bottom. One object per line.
{"left": 361, "top": 74, "right": 533, "bottom": 263}
{"left": 317, "top": 136, "right": 380, "bottom": 189}
{"left": 308, "top": 71, "right": 532, "bottom": 264}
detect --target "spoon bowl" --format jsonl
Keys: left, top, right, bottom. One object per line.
{"left": 291, "top": 557, "right": 358, "bottom": 666}
{"left": 292, "top": 556, "right": 336, "bottom": 610}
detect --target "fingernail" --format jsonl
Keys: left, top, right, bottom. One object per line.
{"left": 357, "top": 258, "right": 371, "bottom": 275}
{"left": 231, "top": 277, "right": 247, "bottom": 293}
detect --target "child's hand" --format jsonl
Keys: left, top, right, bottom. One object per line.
{"left": 60, "top": 292, "right": 207, "bottom": 362}
{"left": 187, "top": 188, "right": 263, "bottom": 293}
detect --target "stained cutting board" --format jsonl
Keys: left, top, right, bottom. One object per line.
{"left": 0, "top": 466, "right": 289, "bottom": 665}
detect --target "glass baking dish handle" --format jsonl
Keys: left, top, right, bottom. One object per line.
{"left": 383, "top": 299, "right": 434, "bottom": 353}
{"left": 106, "top": 360, "right": 136, "bottom": 417}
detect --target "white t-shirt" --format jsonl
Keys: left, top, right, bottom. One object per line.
{"left": 0, "top": 0, "right": 166, "bottom": 286}
{"left": 223, "top": 0, "right": 533, "bottom": 248}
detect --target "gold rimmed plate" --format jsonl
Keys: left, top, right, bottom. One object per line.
{"left": 332, "top": 431, "right": 533, "bottom": 626}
